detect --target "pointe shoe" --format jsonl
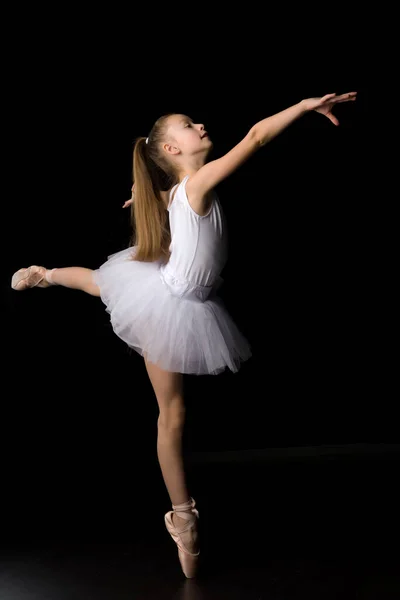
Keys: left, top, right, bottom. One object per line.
{"left": 11, "top": 266, "right": 51, "bottom": 290}
{"left": 164, "top": 497, "right": 200, "bottom": 579}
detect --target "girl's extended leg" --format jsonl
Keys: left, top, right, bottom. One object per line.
{"left": 50, "top": 267, "right": 100, "bottom": 296}
{"left": 11, "top": 265, "right": 100, "bottom": 297}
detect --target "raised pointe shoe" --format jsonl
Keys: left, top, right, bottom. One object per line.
{"left": 11, "top": 266, "right": 52, "bottom": 290}
{"left": 164, "top": 497, "right": 200, "bottom": 579}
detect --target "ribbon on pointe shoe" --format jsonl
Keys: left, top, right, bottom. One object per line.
{"left": 165, "top": 497, "right": 200, "bottom": 578}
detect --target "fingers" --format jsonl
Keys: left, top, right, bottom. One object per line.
{"left": 320, "top": 93, "right": 337, "bottom": 103}
{"left": 336, "top": 93, "right": 358, "bottom": 104}
{"left": 333, "top": 91, "right": 358, "bottom": 104}
{"left": 321, "top": 91, "right": 357, "bottom": 106}
{"left": 123, "top": 187, "right": 135, "bottom": 207}
{"left": 327, "top": 111, "right": 340, "bottom": 126}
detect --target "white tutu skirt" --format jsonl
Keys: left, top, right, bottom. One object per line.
{"left": 93, "top": 247, "right": 252, "bottom": 375}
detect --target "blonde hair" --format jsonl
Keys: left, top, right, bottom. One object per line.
{"left": 130, "top": 114, "right": 178, "bottom": 263}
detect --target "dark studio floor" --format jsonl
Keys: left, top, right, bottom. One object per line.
{"left": 1, "top": 444, "right": 399, "bottom": 599}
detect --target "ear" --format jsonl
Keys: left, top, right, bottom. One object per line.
{"left": 163, "top": 143, "right": 180, "bottom": 156}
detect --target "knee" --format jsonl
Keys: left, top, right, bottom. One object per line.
{"left": 157, "top": 399, "right": 186, "bottom": 431}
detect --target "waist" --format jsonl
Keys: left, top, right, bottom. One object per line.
{"left": 159, "top": 265, "right": 222, "bottom": 303}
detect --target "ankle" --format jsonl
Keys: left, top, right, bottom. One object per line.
{"left": 45, "top": 268, "right": 58, "bottom": 284}
{"left": 172, "top": 511, "right": 197, "bottom": 533}
{"left": 172, "top": 511, "right": 192, "bottom": 527}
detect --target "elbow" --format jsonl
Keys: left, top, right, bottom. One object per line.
{"left": 249, "top": 125, "right": 268, "bottom": 147}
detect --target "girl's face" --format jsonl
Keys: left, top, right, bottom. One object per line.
{"left": 164, "top": 114, "right": 213, "bottom": 156}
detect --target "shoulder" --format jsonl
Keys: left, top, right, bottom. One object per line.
{"left": 160, "top": 185, "right": 178, "bottom": 210}
{"left": 160, "top": 189, "right": 169, "bottom": 207}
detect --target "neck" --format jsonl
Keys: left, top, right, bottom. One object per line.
{"left": 177, "top": 156, "right": 207, "bottom": 182}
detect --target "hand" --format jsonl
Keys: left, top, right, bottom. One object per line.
{"left": 122, "top": 184, "right": 135, "bottom": 208}
{"left": 302, "top": 92, "right": 357, "bottom": 126}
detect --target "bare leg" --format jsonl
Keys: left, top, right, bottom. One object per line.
{"left": 144, "top": 357, "right": 198, "bottom": 550}
{"left": 11, "top": 265, "right": 100, "bottom": 296}
{"left": 50, "top": 267, "right": 100, "bottom": 297}
{"left": 144, "top": 356, "right": 189, "bottom": 506}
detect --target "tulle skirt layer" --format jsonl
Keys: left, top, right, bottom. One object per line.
{"left": 93, "top": 247, "right": 252, "bottom": 375}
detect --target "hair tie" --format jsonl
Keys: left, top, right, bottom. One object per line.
{"left": 145, "top": 138, "right": 149, "bottom": 144}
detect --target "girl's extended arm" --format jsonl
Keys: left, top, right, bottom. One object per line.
{"left": 253, "top": 100, "right": 308, "bottom": 147}
{"left": 186, "top": 92, "right": 357, "bottom": 199}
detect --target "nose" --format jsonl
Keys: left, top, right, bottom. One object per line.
{"left": 198, "top": 123, "right": 204, "bottom": 131}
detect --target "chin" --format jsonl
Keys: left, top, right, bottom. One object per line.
{"left": 204, "top": 139, "right": 213, "bottom": 153}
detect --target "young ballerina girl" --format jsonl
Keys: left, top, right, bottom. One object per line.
{"left": 11, "top": 91, "right": 357, "bottom": 578}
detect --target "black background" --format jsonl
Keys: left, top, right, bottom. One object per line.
{"left": 3, "top": 15, "right": 393, "bottom": 537}
{"left": 4, "top": 66, "right": 376, "bottom": 443}
{"left": 2, "top": 15, "right": 400, "bottom": 600}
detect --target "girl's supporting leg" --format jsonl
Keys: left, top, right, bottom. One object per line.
{"left": 144, "top": 356, "right": 199, "bottom": 552}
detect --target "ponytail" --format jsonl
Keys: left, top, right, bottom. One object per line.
{"left": 130, "top": 137, "right": 171, "bottom": 263}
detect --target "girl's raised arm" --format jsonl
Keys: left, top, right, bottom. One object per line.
{"left": 187, "top": 92, "right": 357, "bottom": 199}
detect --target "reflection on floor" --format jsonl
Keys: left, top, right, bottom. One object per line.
{"left": 1, "top": 446, "right": 399, "bottom": 599}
